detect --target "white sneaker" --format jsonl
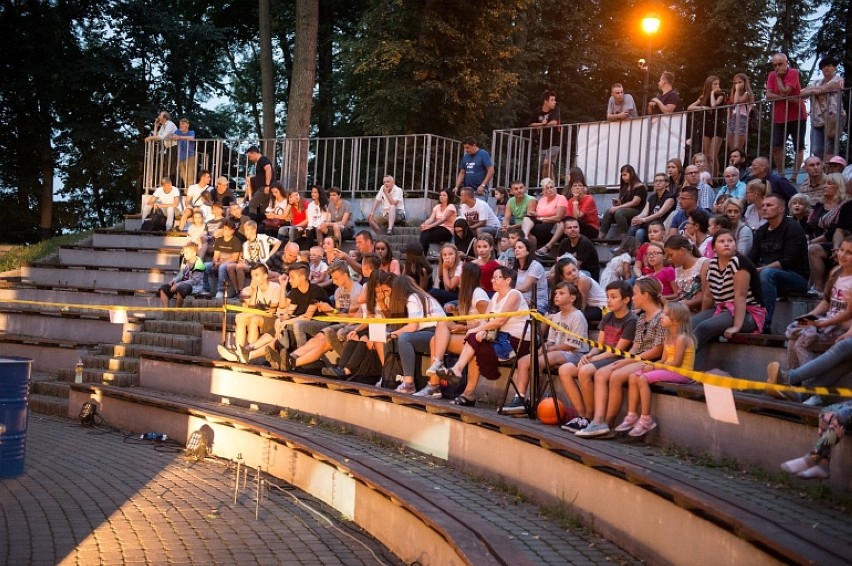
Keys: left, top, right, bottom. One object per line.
{"left": 217, "top": 344, "right": 239, "bottom": 362}
{"left": 425, "top": 359, "right": 446, "bottom": 376}
{"left": 215, "top": 291, "right": 224, "bottom": 300}
{"left": 413, "top": 384, "right": 442, "bottom": 398}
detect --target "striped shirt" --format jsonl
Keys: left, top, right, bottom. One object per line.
{"left": 707, "top": 255, "right": 758, "bottom": 305}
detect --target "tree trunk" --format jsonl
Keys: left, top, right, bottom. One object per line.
{"left": 38, "top": 136, "right": 53, "bottom": 241}
{"left": 316, "top": 2, "right": 334, "bottom": 138}
{"left": 259, "top": 0, "right": 276, "bottom": 157}
{"left": 284, "top": 0, "right": 318, "bottom": 189}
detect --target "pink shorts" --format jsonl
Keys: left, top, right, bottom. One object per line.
{"left": 639, "top": 369, "right": 692, "bottom": 384}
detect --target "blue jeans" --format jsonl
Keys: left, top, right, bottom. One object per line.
{"left": 388, "top": 327, "right": 435, "bottom": 378}
{"left": 293, "top": 319, "right": 328, "bottom": 348}
{"left": 759, "top": 268, "right": 808, "bottom": 325}
{"left": 788, "top": 338, "right": 852, "bottom": 387}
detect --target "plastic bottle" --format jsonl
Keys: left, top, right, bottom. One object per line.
{"left": 75, "top": 359, "right": 84, "bottom": 384}
{"left": 140, "top": 433, "right": 168, "bottom": 441}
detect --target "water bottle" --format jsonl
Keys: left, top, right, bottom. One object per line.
{"left": 75, "top": 359, "right": 84, "bottom": 384}
{"left": 140, "top": 433, "right": 168, "bottom": 441}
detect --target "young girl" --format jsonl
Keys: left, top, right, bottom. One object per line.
{"left": 306, "top": 186, "right": 329, "bottom": 246}
{"left": 633, "top": 221, "right": 666, "bottom": 279}
{"left": 600, "top": 237, "right": 639, "bottom": 287}
{"left": 785, "top": 236, "right": 852, "bottom": 369}
{"left": 559, "top": 281, "right": 637, "bottom": 434}
{"left": 615, "top": 302, "right": 695, "bottom": 437}
{"left": 727, "top": 73, "right": 754, "bottom": 151}
{"left": 494, "top": 186, "right": 509, "bottom": 222}
{"left": 404, "top": 242, "right": 433, "bottom": 291}
{"left": 186, "top": 210, "right": 208, "bottom": 258}
{"left": 576, "top": 277, "right": 665, "bottom": 438}
{"left": 374, "top": 238, "right": 401, "bottom": 275}
{"left": 472, "top": 233, "right": 500, "bottom": 294}
{"left": 429, "top": 243, "right": 462, "bottom": 305}
{"left": 642, "top": 242, "right": 676, "bottom": 295}
{"left": 501, "top": 281, "right": 589, "bottom": 414}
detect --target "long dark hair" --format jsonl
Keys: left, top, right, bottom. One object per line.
{"left": 452, "top": 218, "right": 475, "bottom": 256}
{"left": 619, "top": 164, "right": 641, "bottom": 191}
{"left": 404, "top": 242, "right": 431, "bottom": 286}
{"left": 365, "top": 270, "right": 396, "bottom": 316}
{"left": 513, "top": 237, "right": 534, "bottom": 271}
{"left": 375, "top": 238, "right": 395, "bottom": 268}
{"left": 389, "top": 273, "right": 431, "bottom": 319}
{"left": 457, "top": 262, "right": 482, "bottom": 315}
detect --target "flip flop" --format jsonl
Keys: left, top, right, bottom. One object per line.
{"left": 452, "top": 394, "right": 476, "bottom": 407}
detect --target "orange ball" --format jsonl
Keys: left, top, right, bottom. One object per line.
{"left": 536, "top": 398, "right": 575, "bottom": 425}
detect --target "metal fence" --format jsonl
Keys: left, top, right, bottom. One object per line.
{"left": 143, "top": 134, "right": 464, "bottom": 199}
{"left": 492, "top": 86, "right": 851, "bottom": 189}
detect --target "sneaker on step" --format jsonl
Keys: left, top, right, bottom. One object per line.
{"left": 395, "top": 380, "right": 416, "bottom": 394}
{"left": 413, "top": 384, "right": 442, "bottom": 398}
{"left": 780, "top": 455, "right": 816, "bottom": 475}
{"left": 614, "top": 413, "right": 639, "bottom": 432}
{"left": 575, "top": 422, "right": 611, "bottom": 438}
{"left": 425, "top": 359, "right": 446, "bottom": 376}
{"left": 628, "top": 415, "right": 657, "bottom": 437}
{"left": 214, "top": 291, "right": 224, "bottom": 300}
{"left": 803, "top": 395, "right": 823, "bottom": 406}
{"left": 561, "top": 416, "right": 590, "bottom": 433}
{"left": 797, "top": 462, "right": 830, "bottom": 479}
{"left": 217, "top": 344, "right": 239, "bottom": 362}
{"left": 499, "top": 395, "right": 527, "bottom": 415}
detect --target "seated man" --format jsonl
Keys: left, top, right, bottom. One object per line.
{"left": 320, "top": 187, "right": 354, "bottom": 243}
{"left": 226, "top": 220, "right": 281, "bottom": 292}
{"left": 368, "top": 175, "right": 406, "bottom": 235}
{"left": 458, "top": 186, "right": 500, "bottom": 237}
{"left": 158, "top": 242, "right": 206, "bottom": 307}
{"left": 556, "top": 217, "right": 600, "bottom": 281}
{"left": 217, "top": 263, "right": 281, "bottom": 363}
{"left": 142, "top": 176, "right": 180, "bottom": 231}
{"left": 748, "top": 194, "right": 810, "bottom": 331}
{"left": 177, "top": 169, "right": 212, "bottom": 230}
{"left": 204, "top": 220, "right": 242, "bottom": 298}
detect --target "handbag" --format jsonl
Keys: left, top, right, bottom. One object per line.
{"left": 263, "top": 217, "right": 283, "bottom": 230}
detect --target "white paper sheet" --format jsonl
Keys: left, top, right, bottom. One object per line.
{"left": 703, "top": 383, "right": 740, "bottom": 424}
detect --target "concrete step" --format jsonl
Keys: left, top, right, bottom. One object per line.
{"left": 92, "top": 230, "right": 188, "bottom": 250}
{"left": 83, "top": 355, "right": 140, "bottom": 373}
{"left": 0, "top": 286, "right": 159, "bottom": 308}
{"left": 21, "top": 264, "right": 174, "bottom": 292}
{"left": 143, "top": 319, "right": 204, "bottom": 337}
{"left": 98, "top": 343, "right": 186, "bottom": 358}
{"left": 32, "top": 380, "right": 70, "bottom": 398}
{"left": 125, "top": 331, "right": 201, "bottom": 356}
{"left": 0, "top": 310, "right": 128, "bottom": 345}
{"left": 28, "top": 393, "right": 69, "bottom": 417}
{"left": 59, "top": 246, "right": 182, "bottom": 270}
{"left": 81, "top": 368, "right": 138, "bottom": 387}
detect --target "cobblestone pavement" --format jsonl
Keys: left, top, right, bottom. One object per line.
{"left": 0, "top": 415, "right": 403, "bottom": 566}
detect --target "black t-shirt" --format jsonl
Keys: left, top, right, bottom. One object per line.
{"left": 620, "top": 184, "right": 648, "bottom": 211}
{"left": 557, "top": 236, "right": 600, "bottom": 282}
{"left": 286, "top": 283, "right": 328, "bottom": 317}
{"left": 213, "top": 235, "right": 242, "bottom": 257}
{"left": 529, "top": 106, "right": 561, "bottom": 148}
{"left": 255, "top": 155, "right": 275, "bottom": 186}
{"left": 651, "top": 89, "right": 681, "bottom": 114}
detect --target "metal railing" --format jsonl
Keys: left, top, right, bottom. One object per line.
{"left": 143, "top": 134, "right": 463, "bottom": 199}
{"left": 492, "top": 86, "right": 851, "bottom": 188}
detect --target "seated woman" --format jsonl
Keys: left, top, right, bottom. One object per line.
{"left": 692, "top": 230, "right": 765, "bottom": 365}
{"left": 514, "top": 238, "right": 549, "bottom": 313}
{"left": 374, "top": 238, "right": 401, "bottom": 275}
{"left": 451, "top": 218, "right": 476, "bottom": 259}
{"left": 404, "top": 242, "right": 433, "bottom": 290}
{"left": 575, "top": 278, "right": 665, "bottom": 438}
{"left": 722, "top": 197, "right": 753, "bottom": 255}
{"left": 262, "top": 184, "right": 290, "bottom": 237}
{"left": 277, "top": 189, "right": 309, "bottom": 242}
{"left": 551, "top": 257, "right": 607, "bottom": 324}
{"left": 419, "top": 188, "right": 457, "bottom": 255}
{"left": 471, "top": 233, "right": 500, "bottom": 294}
{"left": 529, "top": 178, "right": 568, "bottom": 256}
{"left": 599, "top": 164, "right": 647, "bottom": 239}
{"left": 438, "top": 266, "right": 531, "bottom": 406}
{"left": 742, "top": 179, "right": 767, "bottom": 231}
{"left": 685, "top": 208, "right": 712, "bottom": 256}
{"left": 564, "top": 178, "right": 600, "bottom": 240}
{"left": 781, "top": 399, "right": 852, "bottom": 479}
{"left": 305, "top": 186, "right": 329, "bottom": 247}
{"left": 664, "top": 235, "right": 708, "bottom": 313}
{"left": 807, "top": 173, "right": 851, "bottom": 292}
{"left": 420, "top": 262, "right": 490, "bottom": 396}
{"left": 628, "top": 172, "right": 675, "bottom": 242}
{"left": 429, "top": 243, "right": 463, "bottom": 305}
{"left": 785, "top": 236, "right": 852, "bottom": 370}
{"left": 387, "top": 276, "right": 447, "bottom": 393}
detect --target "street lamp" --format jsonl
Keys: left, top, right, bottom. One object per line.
{"left": 640, "top": 15, "right": 661, "bottom": 114}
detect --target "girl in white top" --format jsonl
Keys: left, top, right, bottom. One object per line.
{"left": 419, "top": 262, "right": 490, "bottom": 397}
{"left": 306, "top": 186, "right": 329, "bottom": 245}
{"left": 514, "top": 238, "right": 549, "bottom": 312}
{"left": 387, "top": 276, "right": 446, "bottom": 393}
{"left": 439, "top": 266, "right": 530, "bottom": 406}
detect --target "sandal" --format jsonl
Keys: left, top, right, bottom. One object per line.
{"left": 452, "top": 394, "right": 476, "bottom": 407}
{"left": 535, "top": 245, "right": 550, "bottom": 256}
{"left": 437, "top": 368, "right": 462, "bottom": 386}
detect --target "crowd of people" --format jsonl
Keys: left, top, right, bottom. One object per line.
{"left": 143, "top": 53, "right": 852, "bottom": 480}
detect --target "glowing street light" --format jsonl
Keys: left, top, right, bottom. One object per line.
{"left": 641, "top": 16, "right": 661, "bottom": 36}
{"left": 640, "top": 15, "right": 662, "bottom": 113}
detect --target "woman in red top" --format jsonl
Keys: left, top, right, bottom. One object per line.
{"left": 279, "top": 189, "right": 309, "bottom": 243}
{"left": 565, "top": 179, "right": 599, "bottom": 239}
{"left": 472, "top": 234, "right": 500, "bottom": 294}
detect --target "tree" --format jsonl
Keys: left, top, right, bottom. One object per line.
{"left": 283, "top": 0, "right": 318, "bottom": 188}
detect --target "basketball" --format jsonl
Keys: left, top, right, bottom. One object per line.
{"left": 536, "top": 398, "right": 575, "bottom": 425}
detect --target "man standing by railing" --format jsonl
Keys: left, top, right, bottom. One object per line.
{"left": 606, "top": 83, "right": 637, "bottom": 121}
{"left": 766, "top": 53, "right": 807, "bottom": 180}
{"left": 801, "top": 57, "right": 845, "bottom": 162}
{"left": 245, "top": 146, "right": 275, "bottom": 220}
{"left": 454, "top": 136, "right": 494, "bottom": 200}
{"left": 647, "top": 72, "right": 681, "bottom": 115}
{"left": 173, "top": 118, "right": 197, "bottom": 188}
{"left": 145, "top": 111, "right": 177, "bottom": 179}
{"left": 529, "top": 90, "right": 561, "bottom": 180}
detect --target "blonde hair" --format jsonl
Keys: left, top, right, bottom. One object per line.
{"left": 664, "top": 301, "right": 695, "bottom": 343}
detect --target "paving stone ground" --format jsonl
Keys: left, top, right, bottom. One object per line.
{"left": 0, "top": 415, "right": 404, "bottom": 566}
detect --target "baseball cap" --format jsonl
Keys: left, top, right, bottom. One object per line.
{"left": 828, "top": 156, "right": 847, "bottom": 167}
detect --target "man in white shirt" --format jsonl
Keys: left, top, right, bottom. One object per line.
{"left": 145, "top": 111, "right": 178, "bottom": 175}
{"left": 368, "top": 175, "right": 406, "bottom": 235}
{"left": 458, "top": 186, "right": 500, "bottom": 237}
{"left": 178, "top": 169, "right": 212, "bottom": 230}
{"left": 142, "top": 177, "right": 180, "bottom": 231}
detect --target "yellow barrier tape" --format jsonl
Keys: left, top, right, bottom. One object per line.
{"left": 0, "top": 298, "right": 221, "bottom": 313}
{"left": 531, "top": 312, "right": 852, "bottom": 399}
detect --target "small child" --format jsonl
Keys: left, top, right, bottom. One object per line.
{"left": 642, "top": 242, "right": 676, "bottom": 295}
{"left": 158, "top": 242, "right": 206, "bottom": 307}
{"left": 634, "top": 221, "right": 666, "bottom": 279}
{"left": 559, "top": 281, "right": 637, "bottom": 433}
{"left": 600, "top": 237, "right": 639, "bottom": 287}
{"left": 704, "top": 215, "right": 732, "bottom": 259}
{"left": 496, "top": 231, "right": 513, "bottom": 266}
{"left": 203, "top": 203, "right": 226, "bottom": 259}
{"left": 494, "top": 186, "right": 509, "bottom": 222}
{"left": 308, "top": 246, "right": 330, "bottom": 287}
{"left": 501, "top": 282, "right": 589, "bottom": 414}
{"left": 615, "top": 301, "right": 695, "bottom": 437}
{"left": 187, "top": 211, "right": 208, "bottom": 258}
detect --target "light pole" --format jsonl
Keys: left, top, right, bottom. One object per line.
{"left": 640, "top": 15, "right": 661, "bottom": 114}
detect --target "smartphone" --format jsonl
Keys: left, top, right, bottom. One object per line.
{"left": 796, "top": 314, "right": 818, "bottom": 323}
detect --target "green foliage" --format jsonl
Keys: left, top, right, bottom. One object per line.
{"left": 0, "top": 231, "right": 92, "bottom": 272}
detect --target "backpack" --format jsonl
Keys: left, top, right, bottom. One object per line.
{"left": 140, "top": 208, "right": 167, "bottom": 231}
{"left": 380, "top": 338, "right": 404, "bottom": 389}
{"left": 439, "top": 353, "right": 467, "bottom": 399}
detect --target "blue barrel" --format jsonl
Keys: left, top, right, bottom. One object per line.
{"left": 0, "top": 356, "right": 32, "bottom": 479}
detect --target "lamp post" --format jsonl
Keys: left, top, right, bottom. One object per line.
{"left": 640, "top": 15, "right": 661, "bottom": 114}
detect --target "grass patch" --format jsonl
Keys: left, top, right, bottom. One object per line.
{"left": 540, "top": 499, "right": 586, "bottom": 531}
{"left": 0, "top": 231, "right": 92, "bottom": 272}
